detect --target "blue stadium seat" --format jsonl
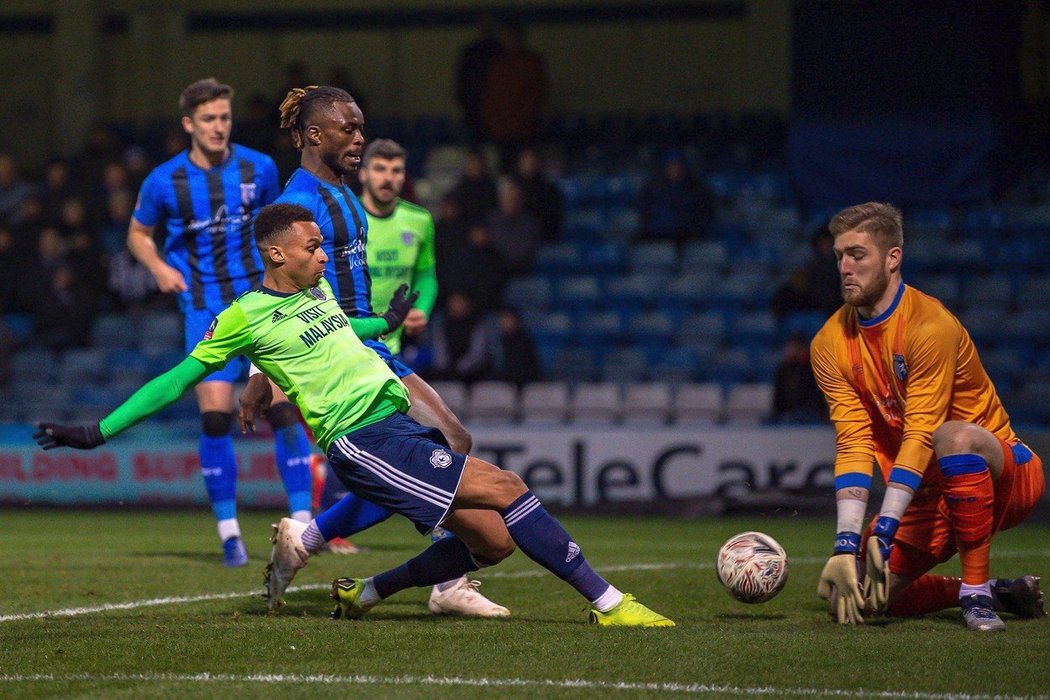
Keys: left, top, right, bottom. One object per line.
{"left": 782, "top": 311, "right": 828, "bottom": 341}
{"left": 576, "top": 310, "right": 624, "bottom": 345}
{"left": 57, "top": 348, "right": 110, "bottom": 383}
{"left": 962, "top": 275, "right": 1014, "bottom": 310}
{"left": 959, "top": 304, "right": 1008, "bottom": 344}
{"left": 534, "top": 242, "right": 584, "bottom": 274}
{"left": 92, "top": 313, "right": 136, "bottom": 350}
{"left": 680, "top": 240, "right": 728, "bottom": 271}
{"left": 629, "top": 241, "right": 678, "bottom": 272}
{"left": 957, "top": 208, "right": 1005, "bottom": 239}
{"left": 731, "top": 311, "right": 778, "bottom": 344}
{"left": 605, "top": 207, "right": 641, "bottom": 240}
{"left": 627, "top": 310, "right": 677, "bottom": 343}
{"left": 506, "top": 276, "right": 553, "bottom": 310}
{"left": 1, "top": 313, "right": 34, "bottom": 343}
{"left": 525, "top": 311, "right": 572, "bottom": 344}
{"left": 652, "top": 346, "right": 698, "bottom": 383}
{"left": 601, "top": 347, "right": 649, "bottom": 383}
{"left": 582, "top": 241, "right": 625, "bottom": 274}
{"left": 562, "top": 207, "right": 607, "bottom": 239}
{"left": 1018, "top": 274, "right": 1050, "bottom": 302}
{"left": 942, "top": 239, "right": 987, "bottom": 272}
{"left": 708, "top": 271, "right": 769, "bottom": 308}
{"left": 701, "top": 349, "right": 751, "bottom": 384}
{"left": 555, "top": 275, "right": 602, "bottom": 310}
{"left": 1000, "top": 308, "right": 1050, "bottom": 341}
{"left": 549, "top": 346, "right": 598, "bottom": 383}
{"left": 913, "top": 274, "right": 961, "bottom": 310}
{"left": 663, "top": 272, "right": 718, "bottom": 312}
{"left": 679, "top": 311, "right": 726, "bottom": 345}
{"left": 10, "top": 349, "right": 57, "bottom": 383}
{"left": 605, "top": 273, "right": 664, "bottom": 307}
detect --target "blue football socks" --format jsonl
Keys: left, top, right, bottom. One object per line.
{"left": 199, "top": 433, "right": 238, "bottom": 522}
{"left": 273, "top": 423, "right": 313, "bottom": 516}
{"left": 315, "top": 492, "right": 393, "bottom": 541}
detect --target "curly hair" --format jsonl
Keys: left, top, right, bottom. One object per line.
{"left": 278, "top": 85, "right": 355, "bottom": 150}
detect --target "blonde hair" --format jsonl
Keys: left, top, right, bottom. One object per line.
{"left": 829, "top": 202, "right": 904, "bottom": 250}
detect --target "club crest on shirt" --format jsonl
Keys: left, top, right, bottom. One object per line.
{"left": 309, "top": 287, "right": 326, "bottom": 301}
{"left": 430, "top": 448, "right": 453, "bottom": 469}
{"left": 893, "top": 354, "right": 908, "bottom": 382}
{"left": 203, "top": 317, "right": 217, "bottom": 340}
{"left": 240, "top": 182, "right": 257, "bottom": 207}
{"left": 401, "top": 230, "right": 414, "bottom": 246}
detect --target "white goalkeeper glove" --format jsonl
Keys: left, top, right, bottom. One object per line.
{"left": 817, "top": 532, "right": 865, "bottom": 625}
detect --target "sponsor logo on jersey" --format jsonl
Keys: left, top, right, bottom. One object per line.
{"left": 429, "top": 448, "right": 453, "bottom": 469}
{"left": 401, "top": 230, "right": 414, "bottom": 246}
{"left": 203, "top": 317, "right": 217, "bottom": 340}
{"left": 271, "top": 310, "right": 286, "bottom": 323}
{"left": 565, "top": 542, "right": 581, "bottom": 563}
{"left": 240, "top": 182, "right": 257, "bottom": 207}
{"left": 893, "top": 354, "right": 908, "bottom": 382}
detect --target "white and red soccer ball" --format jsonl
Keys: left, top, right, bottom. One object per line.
{"left": 716, "top": 531, "right": 789, "bottom": 604}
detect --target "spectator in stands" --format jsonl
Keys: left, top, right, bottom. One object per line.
{"left": 434, "top": 194, "right": 469, "bottom": 293}
{"left": 448, "top": 149, "right": 498, "bottom": 227}
{"left": 0, "top": 226, "right": 19, "bottom": 312}
{"left": 438, "top": 221, "right": 507, "bottom": 311}
{"left": 0, "top": 155, "right": 33, "bottom": 227}
{"left": 638, "top": 150, "right": 714, "bottom": 243}
{"left": 456, "top": 12, "right": 503, "bottom": 144}
{"left": 480, "top": 20, "right": 548, "bottom": 171}
{"left": 430, "top": 291, "right": 499, "bottom": 383}
{"left": 78, "top": 122, "right": 122, "bottom": 186}
{"left": 489, "top": 308, "right": 541, "bottom": 386}
{"left": 33, "top": 264, "right": 95, "bottom": 351}
{"left": 237, "top": 93, "right": 278, "bottom": 154}
{"left": 123, "top": 146, "right": 152, "bottom": 195}
{"left": 11, "top": 194, "right": 45, "bottom": 244}
{"left": 772, "top": 332, "right": 825, "bottom": 424}
{"left": 328, "top": 65, "right": 368, "bottom": 118}
{"left": 487, "top": 176, "right": 542, "bottom": 275}
{"left": 770, "top": 227, "right": 841, "bottom": 320}
{"left": 40, "top": 157, "right": 76, "bottom": 226}
{"left": 512, "top": 147, "right": 563, "bottom": 242}
{"left": 98, "top": 189, "right": 134, "bottom": 254}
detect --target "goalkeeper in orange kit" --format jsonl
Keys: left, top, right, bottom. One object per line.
{"left": 809, "top": 202, "right": 1045, "bottom": 631}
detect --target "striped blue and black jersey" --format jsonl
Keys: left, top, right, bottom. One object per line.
{"left": 132, "top": 144, "right": 280, "bottom": 310}
{"left": 275, "top": 168, "right": 374, "bottom": 318}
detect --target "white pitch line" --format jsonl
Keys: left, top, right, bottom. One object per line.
{"left": 0, "top": 672, "right": 1044, "bottom": 699}
{"left": 1, "top": 550, "right": 1046, "bottom": 624}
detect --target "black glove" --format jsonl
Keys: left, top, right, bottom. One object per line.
{"left": 381, "top": 283, "right": 420, "bottom": 332}
{"left": 33, "top": 422, "right": 105, "bottom": 450}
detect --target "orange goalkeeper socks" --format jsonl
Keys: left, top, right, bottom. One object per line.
{"left": 939, "top": 454, "right": 994, "bottom": 585}
{"left": 888, "top": 575, "right": 960, "bottom": 617}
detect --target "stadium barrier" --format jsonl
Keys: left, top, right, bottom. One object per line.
{"left": 2, "top": 426, "right": 1048, "bottom": 513}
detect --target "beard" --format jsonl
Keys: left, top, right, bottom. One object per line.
{"left": 841, "top": 266, "right": 890, "bottom": 308}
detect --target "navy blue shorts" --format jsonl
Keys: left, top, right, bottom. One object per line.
{"left": 182, "top": 302, "right": 248, "bottom": 384}
{"left": 326, "top": 412, "right": 466, "bottom": 532}
{"left": 365, "top": 339, "right": 414, "bottom": 379}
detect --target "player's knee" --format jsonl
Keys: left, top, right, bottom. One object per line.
{"left": 200, "top": 411, "right": 233, "bottom": 437}
{"left": 473, "top": 534, "right": 516, "bottom": 565}
{"left": 932, "top": 421, "right": 983, "bottom": 457}
{"left": 264, "top": 401, "right": 298, "bottom": 430}
{"left": 496, "top": 469, "right": 527, "bottom": 500}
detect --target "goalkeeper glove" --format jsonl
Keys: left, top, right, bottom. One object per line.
{"left": 33, "top": 422, "right": 105, "bottom": 450}
{"left": 381, "top": 284, "right": 420, "bottom": 333}
{"left": 864, "top": 515, "right": 898, "bottom": 613}
{"left": 816, "top": 532, "right": 865, "bottom": 625}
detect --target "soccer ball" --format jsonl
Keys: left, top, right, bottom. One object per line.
{"left": 716, "top": 531, "right": 789, "bottom": 604}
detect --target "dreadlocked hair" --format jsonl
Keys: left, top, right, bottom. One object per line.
{"left": 278, "top": 85, "right": 355, "bottom": 150}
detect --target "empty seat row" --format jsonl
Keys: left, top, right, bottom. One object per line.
{"left": 429, "top": 381, "right": 774, "bottom": 426}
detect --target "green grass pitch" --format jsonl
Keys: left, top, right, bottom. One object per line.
{"left": 1, "top": 509, "right": 1048, "bottom": 699}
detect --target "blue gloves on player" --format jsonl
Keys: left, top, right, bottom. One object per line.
{"left": 33, "top": 422, "right": 105, "bottom": 450}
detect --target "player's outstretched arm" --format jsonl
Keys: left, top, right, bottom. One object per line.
{"left": 33, "top": 357, "right": 210, "bottom": 450}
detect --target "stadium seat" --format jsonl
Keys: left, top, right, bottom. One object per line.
{"left": 520, "top": 382, "right": 571, "bottom": 425}
{"left": 959, "top": 304, "right": 1007, "bottom": 344}
{"left": 601, "top": 347, "right": 648, "bottom": 383}
{"left": 673, "top": 383, "right": 723, "bottom": 425}
{"left": 962, "top": 275, "right": 1014, "bottom": 310}
{"left": 942, "top": 239, "right": 987, "bottom": 272}
{"left": 724, "top": 383, "right": 774, "bottom": 425}
{"left": 913, "top": 274, "right": 961, "bottom": 310}
{"left": 92, "top": 313, "right": 136, "bottom": 350}
{"left": 534, "top": 242, "right": 585, "bottom": 274}
{"left": 999, "top": 308, "right": 1050, "bottom": 341}
{"left": 678, "top": 311, "right": 727, "bottom": 346}
{"left": 703, "top": 349, "right": 751, "bottom": 384}
{"left": 627, "top": 310, "right": 677, "bottom": 343}
{"left": 549, "top": 346, "right": 599, "bottom": 383}
{"left": 428, "top": 381, "right": 468, "bottom": 420}
{"left": 782, "top": 311, "right": 828, "bottom": 341}
{"left": 621, "top": 383, "right": 672, "bottom": 425}
{"left": 10, "top": 349, "right": 56, "bottom": 383}
{"left": 576, "top": 310, "right": 624, "bottom": 345}
{"left": 1, "top": 313, "right": 34, "bottom": 344}
{"left": 606, "top": 207, "right": 641, "bottom": 240}
{"left": 650, "top": 346, "right": 698, "bottom": 383}
{"left": 505, "top": 276, "right": 553, "bottom": 310}
{"left": 555, "top": 275, "right": 603, "bottom": 310}
{"left": 731, "top": 311, "right": 778, "bottom": 345}
{"left": 582, "top": 241, "right": 626, "bottom": 274}
{"left": 570, "top": 383, "right": 621, "bottom": 425}
{"left": 467, "top": 381, "right": 518, "bottom": 424}
{"left": 680, "top": 240, "right": 728, "bottom": 270}
{"left": 663, "top": 272, "right": 718, "bottom": 312}
{"left": 57, "top": 348, "right": 110, "bottom": 383}
{"left": 526, "top": 310, "right": 573, "bottom": 344}
{"left": 629, "top": 241, "right": 678, "bottom": 272}
{"left": 1018, "top": 274, "right": 1050, "bottom": 302}
{"left": 605, "top": 273, "right": 661, "bottom": 307}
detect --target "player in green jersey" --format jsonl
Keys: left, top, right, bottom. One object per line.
{"left": 34, "top": 203, "right": 673, "bottom": 628}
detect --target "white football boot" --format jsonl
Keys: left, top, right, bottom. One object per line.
{"left": 264, "top": 518, "right": 310, "bottom": 612}
{"left": 427, "top": 577, "right": 510, "bottom": 618}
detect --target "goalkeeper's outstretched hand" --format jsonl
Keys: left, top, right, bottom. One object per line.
{"left": 33, "top": 422, "right": 104, "bottom": 450}
{"left": 381, "top": 284, "right": 420, "bottom": 332}
{"left": 817, "top": 554, "right": 865, "bottom": 625}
